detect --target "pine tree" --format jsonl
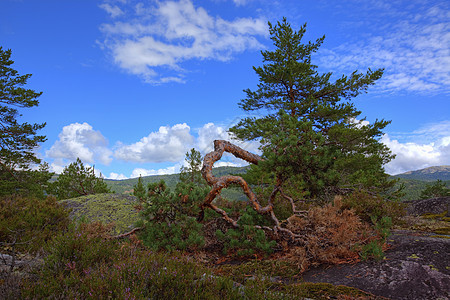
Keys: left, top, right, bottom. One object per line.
{"left": 133, "top": 175, "right": 147, "bottom": 202}
{"left": 179, "top": 148, "right": 205, "bottom": 185}
{"left": 0, "top": 46, "right": 51, "bottom": 197}
{"left": 50, "top": 158, "right": 111, "bottom": 200}
{"left": 229, "top": 18, "right": 394, "bottom": 201}
{"left": 420, "top": 180, "right": 450, "bottom": 199}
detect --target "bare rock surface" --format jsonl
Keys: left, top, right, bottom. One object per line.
{"left": 405, "top": 196, "right": 449, "bottom": 216}
{"left": 301, "top": 230, "right": 450, "bottom": 300}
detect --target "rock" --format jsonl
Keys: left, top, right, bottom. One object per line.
{"left": 301, "top": 230, "right": 450, "bottom": 300}
{"left": 405, "top": 197, "right": 449, "bottom": 216}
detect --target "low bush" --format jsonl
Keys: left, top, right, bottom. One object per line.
{"left": 137, "top": 180, "right": 208, "bottom": 251}
{"left": 0, "top": 195, "right": 70, "bottom": 253}
{"left": 215, "top": 207, "right": 277, "bottom": 257}
{"left": 283, "top": 198, "right": 376, "bottom": 271}
{"left": 23, "top": 221, "right": 292, "bottom": 299}
{"left": 341, "top": 190, "right": 405, "bottom": 224}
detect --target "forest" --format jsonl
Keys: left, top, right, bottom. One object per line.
{"left": 1, "top": 19, "right": 449, "bottom": 299}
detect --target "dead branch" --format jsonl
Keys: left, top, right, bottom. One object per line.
{"left": 199, "top": 140, "right": 303, "bottom": 241}
{"left": 112, "top": 227, "right": 144, "bottom": 239}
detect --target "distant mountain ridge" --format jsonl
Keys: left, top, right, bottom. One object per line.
{"left": 393, "top": 166, "right": 450, "bottom": 181}
{"left": 105, "top": 166, "right": 249, "bottom": 196}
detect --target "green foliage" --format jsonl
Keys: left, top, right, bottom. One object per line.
{"left": 26, "top": 221, "right": 362, "bottom": 299}
{"left": 138, "top": 180, "right": 208, "bottom": 251}
{"left": 342, "top": 190, "right": 406, "bottom": 224}
{"left": 0, "top": 194, "right": 70, "bottom": 253}
{"left": 358, "top": 210, "right": 392, "bottom": 261}
{"left": 420, "top": 179, "right": 450, "bottom": 199}
{"left": 359, "top": 240, "right": 385, "bottom": 261}
{"left": 179, "top": 148, "right": 205, "bottom": 185}
{"left": 0, "top": 47, "right": 50, "bottom": 197}
{"left": 229, "top": 18, "right": 393, "bottom": 201}
{"left": 215, "top": 207, "right": 276, "bottom": 257}
{"left": 50, "top": 158, "right": 112, "bottom": 200}
{"left": 132, "top": 175, "right": 147, "bottom": 202}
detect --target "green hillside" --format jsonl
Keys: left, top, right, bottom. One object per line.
{"left": 103, "top": 165, "right": 450, "bottom": 202}
{"left": 393, "top": 165, "right": 450, "bottom": 181}
{"left": 105, "top": 166, "right": 249, "bottom": 200}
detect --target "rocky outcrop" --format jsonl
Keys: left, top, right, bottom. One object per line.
{"left": 405, "top": 196, "right": 449, "bottom": 216}
{"left": 302, "top": 230, "right": 450, "bottom": 300}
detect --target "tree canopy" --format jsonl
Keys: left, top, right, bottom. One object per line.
{"left": 50, "top": 158, "right": 111, "bottom": 200}
{"left": 229, "top": 18, "right": 394, "bottom": 201}
{"left": 0, "top": 46, "right": 51, "bottom": 197}
{"left": 420, "top": 180, "right": 450, "bottom": 199}
{"left": 179, "top": 148, "right": 204, "bottom": 185}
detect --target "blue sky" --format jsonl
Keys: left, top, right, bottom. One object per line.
{"left": 2, "top": 0, "right": 449, "bottom": 178}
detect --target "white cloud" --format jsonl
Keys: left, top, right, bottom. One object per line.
{"left": 114, "top": 123, "right": 194, "bottom": 163}
{"left": 382, "top": 121, "right": 450, "bottom": 174}
{"left": 46, "top": 122, "right": 113, "bottom": 166}
{"left": 197, "top": 122, "right": 231, "bottom": 153}
{"left": 232, "top": 0, "right": 250, "bottom": 6}
{"left": 100, "top": 0, "right": 267, "bottom": 83}
{"left": 108, "top": 172, "right": 128, "bottom": 180}
{"left": 99, "top": 3, "right": 124, "bottom": 18}
{"left": 318, "top": 2, "right": 450, "bottom": 94}
{"left": 130, "top": 165, "right": 180, "bottom": 178}
{"left": 196, "top": 122, "right": 260, "bottom": 167}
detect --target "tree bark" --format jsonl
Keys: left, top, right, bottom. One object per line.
{"left": 199, "top": 140, "right": 303, "bottom": 241}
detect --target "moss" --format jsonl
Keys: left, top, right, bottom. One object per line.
{"left": 433, "top": 227, "right": 450, "bottom": 235}
{"left": 214, "top": 259, "right": 301, "bottom": 282}
{"left": 430, "top": 235, "right": 450, "bottom": 239}
{"left": 422, "top": 211, "right": 448, "bottom": 220}
{"left": 59, "top": 193, "right": 141, "bottom": 234}
{"left": 429, "top": 265, "right": 439, "bottom": 271}
{"left": 408, "top": 254, "right": 420, "bottom": 259}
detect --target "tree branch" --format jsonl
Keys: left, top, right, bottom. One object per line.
{"left": 199, "top": 140, "right": 303, "bottom": 242}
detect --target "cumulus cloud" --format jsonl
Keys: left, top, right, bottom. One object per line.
{"left": 108, "top": 172, "right": 128, "bottom": 180}
{"left": 46, "top": 123, "right": 113, "bottom": 170}
{"left": 318, "top": 1, "right": 450, "bottom": 94}
{"left": 381, "top": 121, "right": 450, "bottom": 174}
{"left": 196, "top": 122, "right": 260, "bottom": 166}
{"left": 100, "top": 0, "right": 267, "bottom": 83}
{"left": 130, "top": 165, "right": 180, "bottom": 178}
{"left": 114, "top": 123, "right": 194, "bottom": 163}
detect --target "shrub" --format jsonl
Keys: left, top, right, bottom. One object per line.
{"left": 341, "top": 190, "right": 405, "bottom": 224}
{"left": 23, "top": 222, "right": 247, "bottom": 299}
{"left": 215, "top": 207, "right": 277, "bottom": 257}
{"left": 0, "top": 195, "right": 70, "bottom": 253}
{"left": 283, "top": 198, "right": 376, "bottom": 271}
{"left": 137, "top": 180, "right": 208, "bottom": 251}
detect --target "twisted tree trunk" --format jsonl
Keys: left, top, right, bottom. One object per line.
{"left": 199, "top": 140, "right": 302, "bottom": 241}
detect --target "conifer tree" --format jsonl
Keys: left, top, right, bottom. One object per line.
{"left": 420, "top": 180, "right": 450, "bottom": 199}
{"left": 229, "top": 18, "right": 394, "bottom": 201}
{"left": 50, "top": 158, "right": 111, "bottom": 200}
{"left": 179, "top": 148, "right": 204, "bottom": 185}
{"left": 133, "top": 175, "right": 147, "bottom": 202}
{"left": 0, "top": 47, "right": 51, "bottom": 197}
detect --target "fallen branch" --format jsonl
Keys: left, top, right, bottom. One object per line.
{"left": 112, "top": 227, "right": 144, "bottom": 239}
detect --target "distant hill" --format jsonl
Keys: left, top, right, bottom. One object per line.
{"left": 103, "top": 165, "right": 449, "bottom": 202}
{"left": 105, "top": 166, "right": 249, "bottom": 200}
{"left": 393, "top": 166, "right": 450, "bottom": 182}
